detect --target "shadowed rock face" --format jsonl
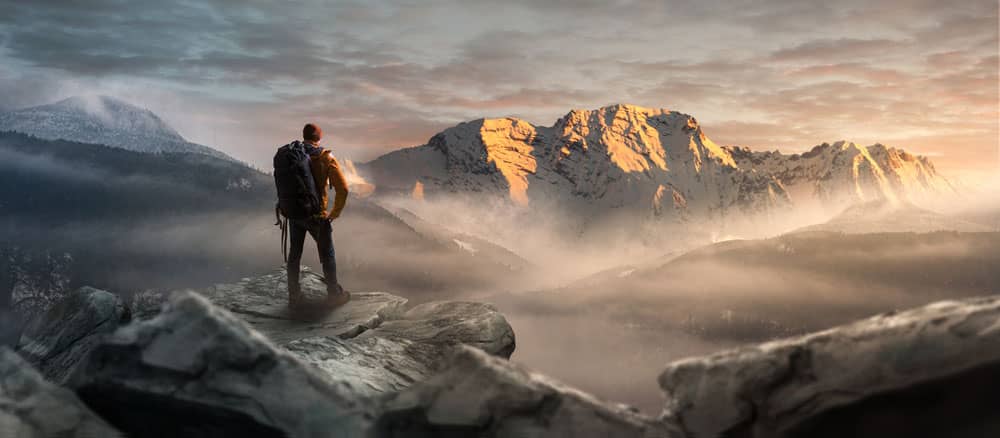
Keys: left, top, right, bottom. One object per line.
{"left": 658, "top": 296, "right": 1000, "bottom": 438}
{"left": 373, "top": 346, "right": 680, "bottom": 438}
{"left": 0, "top": 348, "right": 121, "bottom": 438}
{"left": 16, "top": 286, "right": 130, "bottom": 384}
{"left": 69, "top": 291, "right": 374, "bottom": 438}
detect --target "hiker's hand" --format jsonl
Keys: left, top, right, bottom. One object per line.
{"left": 326, "top": 212, "right": 339, "bottom": 222}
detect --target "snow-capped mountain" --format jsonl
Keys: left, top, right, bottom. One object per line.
{"left": 364, "top": 104, "right": 789, "bottom": 223}
{"left": 0, "top": 96, "right": 231, "bottom": 160}
{"left": 362, "top": 104, "right": 953, "bottom": 225}
{"left": 726, "top": 141, "right": 955, "bottom": 209}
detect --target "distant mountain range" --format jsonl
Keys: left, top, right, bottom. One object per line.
{"left": 361, "top": 104, "right": 955, "bottom": 224}
{"left": 0, "top": 96, "right": 232, "bottom": 160}
{"left": 793, "top": 200, "right": 990, "bottom": 234}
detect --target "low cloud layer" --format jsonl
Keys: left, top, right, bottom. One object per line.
{"left": 0, "top": 0, "right": 996, "bottom": 174}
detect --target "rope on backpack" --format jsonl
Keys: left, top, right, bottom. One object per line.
{"left": 275, "top": 204, "right": 288, "bottom": 263}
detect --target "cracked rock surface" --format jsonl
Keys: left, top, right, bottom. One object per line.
{"left": 0, "top": 347, "right": 121, "bottom": 438}
{"left": 374, "top": 346, "right": 680, "bottom": 438}
{"left": 658, "top": 296, "right": 1000, "bottom": 438}
{"left": 16, "top": 286, "right": 130, "bottom": 384}
{"left": 287, "top": 298, "right": 516, "bottom": 397}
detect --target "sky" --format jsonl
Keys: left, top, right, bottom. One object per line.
{"left": 0, "top": 0, "right": 997, "bottom": 181}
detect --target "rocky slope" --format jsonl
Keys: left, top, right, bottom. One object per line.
{"left": 362, "top": 105, "right": 953, "bottom": 227}
{"left": 12, "top": 272, "right": 1000, "bottom": 437}
{"left": 0, "top": 95, "right": 232, "bottom": 160}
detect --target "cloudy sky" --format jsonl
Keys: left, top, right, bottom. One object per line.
{"left": 1, "top": 0, "right": 997, "bottom": 179}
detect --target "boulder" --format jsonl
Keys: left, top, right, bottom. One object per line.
{"left": 0, "top": 347, "right": 121, "bottom": 437}
{"left": 373, "top": 346, "right": 679, "bottom": 438}
{"left": 359, "top": 301, "right": 516, "bottom": 358}
{"left": 16, "top": 286, "right": 129, "bottom": 383}
{"left": 68, "top": 291, "right": 372, "bottom": 438}
{"left": 658, "top": 296, "right": 1000, "bottom": 438}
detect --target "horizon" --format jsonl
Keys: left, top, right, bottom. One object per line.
{"left": 1, "top": 0, "right": 997, "bottom": 182}
{"left": 5, "top": 94, "right": 998, "bottom": 186}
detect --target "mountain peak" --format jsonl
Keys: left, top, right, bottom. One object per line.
{"left": 0, "top": 95, "right": 230, "bottom": 159}
{"left": 591, "top": 103, "right": 666, "bottom": 114}
{"left": 559, "top": 103, "right": 675, "bottom": 124}
{"left": 44, "top": 95, "right": 184, "bottom": 141}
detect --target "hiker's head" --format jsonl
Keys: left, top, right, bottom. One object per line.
{"left": 303, "top": 123, "right": 323, "bottom": 144}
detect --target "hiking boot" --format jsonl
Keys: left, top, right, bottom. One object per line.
{"left": 326, "top": 288, "right": 351, "bottom": 308}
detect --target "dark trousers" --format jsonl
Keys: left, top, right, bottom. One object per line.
{"left": 286, "top": 218, "right": 340, "bottom": 296}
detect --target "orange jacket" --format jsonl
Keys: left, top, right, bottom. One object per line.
{"left": 308, "top": 147, "right": 349, "bottom": 219}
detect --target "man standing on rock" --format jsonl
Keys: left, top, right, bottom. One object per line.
{"left": 274, "top": 123, "right": 350, "bottom": 309}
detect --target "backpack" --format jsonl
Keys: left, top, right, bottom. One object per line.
{"left": 273, "top": 140, "right": 322, "bottom": 220}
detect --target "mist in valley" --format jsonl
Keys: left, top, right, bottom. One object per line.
{"left": 361, "top": 189, "right": 1000, "bottom": 413}
{"left": 4, "top": 133, "right": 999, "bottom": 415}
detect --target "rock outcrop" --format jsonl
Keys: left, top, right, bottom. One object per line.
{"left": 0, "top": 347, "right": 121, "bottom": 437}
{"left": 170, "top": 269, "right": 516, "bottom": 396}
{"left": 16, "top": 286, "right": 130, "bottom": 383}
{"left": 69, "top": 291, "right": 373, "bottom": 438}
{"left": 658, "top": 296, "right": 1000, "bottom": 438}
{"left": 373, "top": 346, "right": 679, "bottom": 438}
{"left": 64, "top": 269, "right": 517, "bottom": 436}
{"left": 201, "top": 272, "right": 410, "bottom": 344}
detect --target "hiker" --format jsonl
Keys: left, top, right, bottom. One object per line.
{"left": 273, "top": 123, "right": 350, "bottom": 309}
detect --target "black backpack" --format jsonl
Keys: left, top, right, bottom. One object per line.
{"left": 273, "top": 141, "right": 321, "bottom": 220}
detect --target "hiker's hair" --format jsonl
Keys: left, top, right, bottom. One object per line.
{"left": 303, "top": 123, "right": 323, "bottom": 142}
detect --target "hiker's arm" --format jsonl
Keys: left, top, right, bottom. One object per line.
{"left": 326, "top": 155, "right": 350, "bottom": 220}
